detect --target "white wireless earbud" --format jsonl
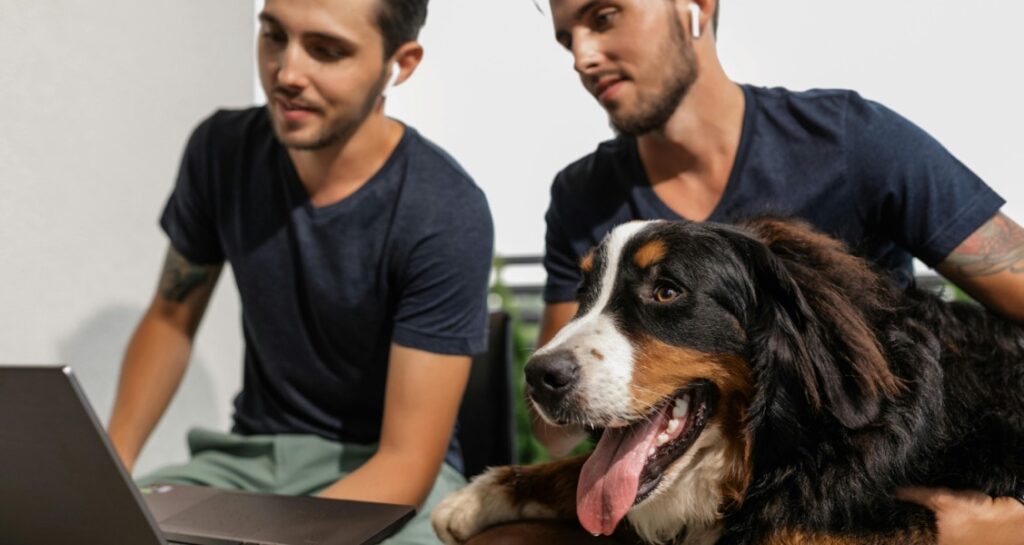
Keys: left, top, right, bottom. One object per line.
{"left": 688, "top": 3, "right": 702, "bottom": 39}
{"left": 383, "top": 63, "right": 401, "bottom": 96}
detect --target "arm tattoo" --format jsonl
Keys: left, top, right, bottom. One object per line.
{"left": 158, "top": 248, "right": 212, "bottom": 302}
{"left": 945, "top": 213, "right": 1024, "bottom": 277}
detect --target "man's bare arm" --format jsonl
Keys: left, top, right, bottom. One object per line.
{"left": 317, "top": 344, "right": 470, "bottom": 508}
{"left": 936, "top": 212, "right": 1024, "bottom": 322}
{"left": 108, "top": 245, "right": 221, "bottom": 472}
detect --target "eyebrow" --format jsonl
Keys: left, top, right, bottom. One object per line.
{"left": 553, "top": 0, "right": 601, "bottom": 47}
{"left": 258, "top": 11, "right": 356, "bottom": 49}
{"left": 257, "top": 11, "right": 281, "bottom": 27}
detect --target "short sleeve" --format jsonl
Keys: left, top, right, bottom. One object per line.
{"left": 845, "top": 94, "right": 1004, "bottom": 267}
{"left": 543, "top": 175, "right": 584, "bottom": 303}
{"left": 159, "top": 113, "right": 225, "bottom": 265}
{"left": 391, "top": 188, "right": 494, "bottom": 356}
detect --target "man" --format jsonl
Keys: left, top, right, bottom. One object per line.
{"left": 107, "top": 1, "right": 493, "bottom": 544}
{"left": 526, "top": 0, "right": 1024, "bottom": 543}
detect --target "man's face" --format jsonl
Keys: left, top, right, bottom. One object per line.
{"left": 550, "top": 0, "right": 697, "bottom": 135}
{"left": 258, "top": 0, "right": 389, "bottom": 150}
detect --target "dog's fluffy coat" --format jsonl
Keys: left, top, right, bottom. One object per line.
{"left": 433, "top": 218, "right": 1024, "bottom": 545}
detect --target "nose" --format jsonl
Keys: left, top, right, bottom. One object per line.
{"left": 525, "top": 349, "right": 580, "bottom": 406}
{"left": 572, "top": 33, "right": 602, "bottom": 76}
{"left": 276, "top": 45, "right": 310, "bottom": 89}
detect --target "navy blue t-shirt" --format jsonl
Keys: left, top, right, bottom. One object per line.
{"left": 544, "top": 85, "right": 1005, "bottom": 302}
{"left": 161, "top": 107, "right": 494, "bottom": 472}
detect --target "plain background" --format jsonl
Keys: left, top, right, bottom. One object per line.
{"left": 2, "top": 0, "right": 1021, "bottom": 474}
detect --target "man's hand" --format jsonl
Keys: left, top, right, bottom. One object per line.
{"left": 897, "top": 486, "right": 1024, "bottom": 545}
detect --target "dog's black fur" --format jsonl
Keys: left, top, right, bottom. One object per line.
{"left": 707, "top": 218, "right": 1024, "bottom": 543}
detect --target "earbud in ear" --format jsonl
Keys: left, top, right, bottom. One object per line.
{"left": 688, "top": 3, "right": 701, "bottom": 39}
{"left": 383, "top": 62, "right": 401, "bottom": 96}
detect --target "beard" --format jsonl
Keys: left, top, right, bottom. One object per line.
{"left": 610, "top": 13, "right": 697, "bottom": 136}
{"left": 271, "top": 70, "right": 389, "bottom": 151}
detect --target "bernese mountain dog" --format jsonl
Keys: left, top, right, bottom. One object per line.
{"left": 432, "top": 217, "right": 1024, "bottom": 545}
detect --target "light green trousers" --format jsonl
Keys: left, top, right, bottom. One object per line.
{"left": 138, "top": 428, "right": 466, "bottom": 545}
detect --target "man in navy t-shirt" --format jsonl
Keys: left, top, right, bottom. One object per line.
{"left": 526, "top": 0, "right": 1024, "bottom": 543}
{"left": 106, "top": 1, "right": 492, "bottom": 543}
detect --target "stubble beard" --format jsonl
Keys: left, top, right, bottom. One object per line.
{"left": 610, "top": 14, "right": 697, "bottom": 136}
{"left": 272, "top": 71, "right": 388, "bottom": 151}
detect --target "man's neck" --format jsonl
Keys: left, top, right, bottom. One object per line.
{"left": 636, "top": 62, "right": 745, "bottom": 221}
{"left": 287, "top": 110, "right": 405, "bottom": 208}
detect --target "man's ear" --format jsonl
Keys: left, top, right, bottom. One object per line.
{"left": 388, "top": 42, "right": 424, "bottom": 88}
{"left": 672, "top": 0, "right": 716, "bottom": 39}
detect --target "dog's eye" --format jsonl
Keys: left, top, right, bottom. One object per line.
{"left": 652, "top": 283, "right": 681, "bottom": 303}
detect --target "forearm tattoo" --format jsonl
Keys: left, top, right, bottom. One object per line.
{"left": 158, "top": 248, "right": 212, "bottom": 302}
{"left": 945, "top": 213, "right": 1024, "bottom": 277}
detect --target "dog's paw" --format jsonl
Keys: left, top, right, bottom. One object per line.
{"left": 432, "top": 469, "right": 519, "bottom": 545}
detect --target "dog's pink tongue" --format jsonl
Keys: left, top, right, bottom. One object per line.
{"left": 576, "top": 411, "right": 665, "bottom": 536}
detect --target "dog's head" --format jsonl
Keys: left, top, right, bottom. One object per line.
{"left": 526, "top": 218, "right": 903, "bottom": 539}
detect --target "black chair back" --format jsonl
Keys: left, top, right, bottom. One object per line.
{"left": 457, "top": 311, "right": 517, "bottom": 479}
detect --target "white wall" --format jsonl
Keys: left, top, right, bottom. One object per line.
{"left": 0, "top": 1, "right": 253, "bottom": 475}
{"left": 2, "top": 0, "right": 1020, "bottom": 475}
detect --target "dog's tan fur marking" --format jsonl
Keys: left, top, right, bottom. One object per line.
{"left": 580, "top": 250, "right": 595, "bottom": 274}
{"left": 634, "top": 239, "right": 668, "bottom": 269}
{"left": 630, "top": 338, "right": 755, "bottom": 511}
{"left": 630, "top": 339, "right": 752, "bottom": 410}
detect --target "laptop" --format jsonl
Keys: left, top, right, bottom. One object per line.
{"left": 0, "top": 366, "right": 415, "bottom": 545}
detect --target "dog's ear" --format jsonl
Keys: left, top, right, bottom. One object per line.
{"left": 725, "top": 228, "right": 902, "bottom": 434}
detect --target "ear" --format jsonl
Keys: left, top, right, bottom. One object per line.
{"left": 727, "top": 232, "right": 901, "bottom": 433}
{"left": 388, "top": 41, "right": 424, "bottom": 88}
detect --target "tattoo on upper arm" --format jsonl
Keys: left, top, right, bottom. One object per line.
{"left": 158, "top": 247, "right": 214, "bottom": 302}
{"left": 944, "top": 213, "right": 1024, "bottom": 277}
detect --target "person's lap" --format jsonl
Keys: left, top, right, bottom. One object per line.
{"left": 137, "top": 428, "right": 466, "bottom": 545}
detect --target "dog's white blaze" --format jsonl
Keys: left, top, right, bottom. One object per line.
{"left": 535, "top": 221, "right": 657, "bottom": 421}
{"left": 627, "top": 425, "right": 729, "bottom": 545}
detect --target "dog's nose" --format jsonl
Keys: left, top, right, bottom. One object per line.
{"left": 525, "top": 349, "right": 580, "bottom": 404}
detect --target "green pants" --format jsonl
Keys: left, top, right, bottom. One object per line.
{"left": 138, "top": 428, "right": 466, "bottom": 545}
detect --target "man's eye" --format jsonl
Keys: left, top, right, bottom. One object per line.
{"left": 312, "top": 47, "right": 344, "bottom": 61}
{"left": 593, "top": 8, "right": 618, "bottom": 29}
{"left": 652, "top": 283, "right": 681, "bottom": 303}
{"left": 261, "top": 29, "right": 286, "bottom": 44}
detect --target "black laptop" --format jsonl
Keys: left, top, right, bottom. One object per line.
{"left": 0, "top": 366, "right": 415, "bottom": 545}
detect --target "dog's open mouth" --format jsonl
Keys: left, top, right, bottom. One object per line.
{"left": 576, "top": 382, "right": 714, "bottom": 536}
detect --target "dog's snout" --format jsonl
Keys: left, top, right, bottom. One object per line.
{"left": 525, "top": 350, "right": 580, "bottom": 404}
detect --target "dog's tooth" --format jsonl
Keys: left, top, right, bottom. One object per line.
{"left": 656, "top": 432, "right": 669, "bottom": 445}
{"left": 673, "top": 397, "right": 689, "bottom": 419}
{"left": 667, "top": 418, "right": 680, "bottom": 434}
{"left": 649, "top": 446, "right": 657, "bottom": 457}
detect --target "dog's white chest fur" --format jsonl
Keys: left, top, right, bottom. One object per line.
{"left": 626, "top": 425, "right": 728, "bottom": 545}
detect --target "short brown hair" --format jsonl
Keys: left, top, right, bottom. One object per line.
{"left": 375, "top": 0, "right": 428, "bottom": 57}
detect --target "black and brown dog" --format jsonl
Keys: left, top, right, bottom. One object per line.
{"left": 433, "top": 217, "right": 1024, "bottom": 545}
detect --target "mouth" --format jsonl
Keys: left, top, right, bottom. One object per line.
{"left": 274, "top": 96, "right": 321, "bottom": 121}
{"left": 593, "top": 76, "right": 626, "bottom": 104}
{"left": 576, "top": 382, "right": 715, "bottom": 536}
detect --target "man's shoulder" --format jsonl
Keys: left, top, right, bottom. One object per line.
{"left": 748, "top": 84, "right": 859, "bottom": 108}
{"left": 401, "top": 126, "right": 483, "bottom": 196}
{"left": 746, "top": 85, "right": 903, "bottom": 132}
{"left": 394, "top": 126, "right": 492, "bottom": 231}
{"left": 553, "top": 137, "right": 633, "bottom": 198}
